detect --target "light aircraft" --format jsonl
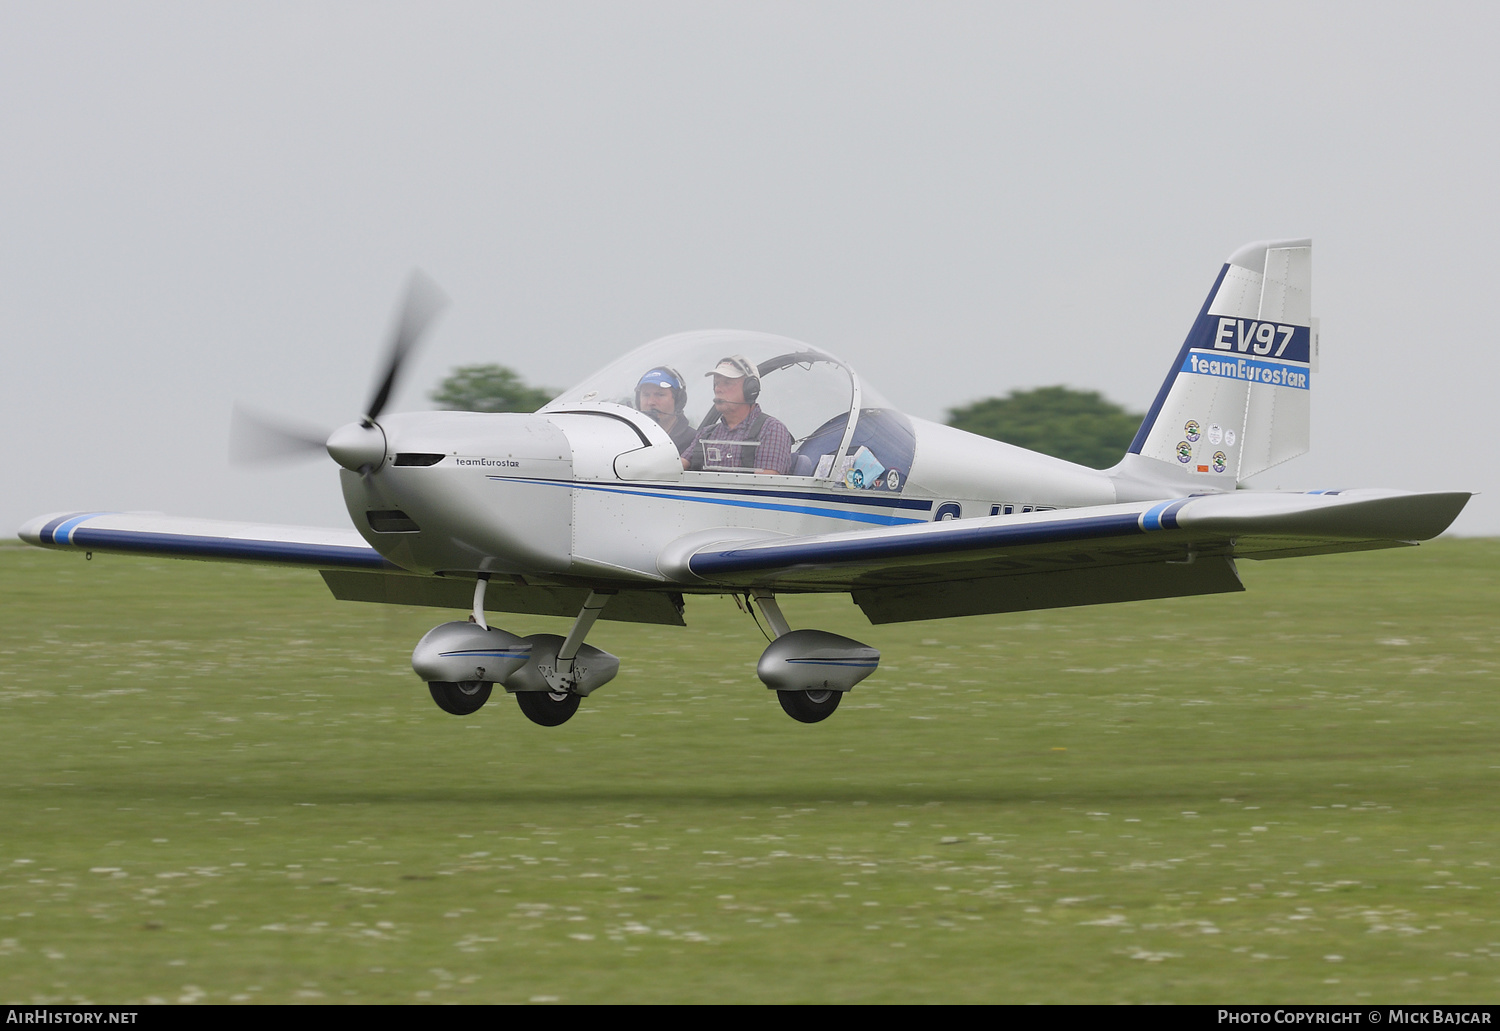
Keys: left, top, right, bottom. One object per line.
{"left": 20, "top": 239, "right": 1471, "bottom": 726}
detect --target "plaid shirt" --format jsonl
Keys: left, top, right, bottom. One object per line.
{"left": 682, "top": 405, "right": 794, "bottom": 474}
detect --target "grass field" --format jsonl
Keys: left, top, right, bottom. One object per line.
{"left": 1, "top": 538, "right": 1497, "bottom": 1004}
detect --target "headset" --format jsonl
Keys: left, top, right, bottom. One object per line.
{"left": 712, "top": 354, "right": 760, "bottom": 404}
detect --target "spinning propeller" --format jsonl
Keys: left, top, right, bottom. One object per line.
{"left": 229, "top": 272, "right": 448, "bottom": 473}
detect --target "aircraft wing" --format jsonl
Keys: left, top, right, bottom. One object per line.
{"left": 20, "top": 511, "right": 394, "bottom": 568}
{"left": 18, "top": 511, "right": 686, "bottom": 626}
{"left": 658, "top": 489, "right": 1472, "bottom": 624}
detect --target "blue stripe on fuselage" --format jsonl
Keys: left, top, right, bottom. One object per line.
{"left": 487, "top": 476, "right": 929, "bottom": 527}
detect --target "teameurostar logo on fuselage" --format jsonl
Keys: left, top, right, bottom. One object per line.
{"left": 455, "top": 458, "right": 521, "bottom": 468}
{"left": 1181, "top": 351, "right": 1310, "bottom": 390}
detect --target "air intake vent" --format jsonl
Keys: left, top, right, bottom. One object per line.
{"left": 367, "top": 510, "right": 421, "bottom": 533}
{"left": 393, "top": 453, "right": 445, "bottom": 467}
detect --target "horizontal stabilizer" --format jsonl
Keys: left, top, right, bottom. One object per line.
{"left": 1172, "top": 488, "right": 1470, "bottom": 543}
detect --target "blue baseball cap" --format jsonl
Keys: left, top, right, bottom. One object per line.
{"left": 637, "top": 367, "right": 684, "bottom": 390}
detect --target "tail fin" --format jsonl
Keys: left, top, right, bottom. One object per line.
{"left": 1125, "top": 238, "right": 1317, "bottom": 487}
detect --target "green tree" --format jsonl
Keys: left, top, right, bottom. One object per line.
{"left": 946, "top": 386, "right": 1144, "bottom": 469}
{"left": 430, "top": 364, "right": 556, "bottom": 414}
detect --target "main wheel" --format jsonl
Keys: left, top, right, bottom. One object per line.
{"left": 777, "top": 688, "right": 841, "bottom": 724}
{"left": 429, "top": 680, "right": 492, "bottom": 715}
{"left": 515, "top": 690, "right": 581, "bottom": 727}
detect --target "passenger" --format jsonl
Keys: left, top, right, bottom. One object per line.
{"left": 634, "top": 366, "right": 695, "bottom": 453}
{"left": 681, "top": 355, "right": 793, "bottom": 474}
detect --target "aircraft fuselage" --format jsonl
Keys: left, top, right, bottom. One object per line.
{"left": 341, "top": 406, "right": 1119, "bottom": 587}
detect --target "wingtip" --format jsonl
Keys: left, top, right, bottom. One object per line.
{"left": 18, "top": 511, "right": 95, "bottom": 547}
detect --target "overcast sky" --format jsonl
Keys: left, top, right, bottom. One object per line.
{"left": 5, "top": 1, "right": 1495, "bottom": 537}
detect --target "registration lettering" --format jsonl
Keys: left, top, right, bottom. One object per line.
{"left": 1215, "top": 318, "right": 1298, "bottom": 358}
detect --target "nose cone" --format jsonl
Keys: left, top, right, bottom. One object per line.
{"left": 326, "top": 421, "right": 387, "bottom": 472}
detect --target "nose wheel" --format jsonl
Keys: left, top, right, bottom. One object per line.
{"left": 416, "top": 589, "right": 616, "bottom": 727}
{"left": 515, "top": 690, "right": 581, "bottom": 726}
{"left": 428, "top": 680, "right": 492, "bottom": 715}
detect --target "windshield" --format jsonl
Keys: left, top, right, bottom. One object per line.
{"left": 543, "top": 330, "right": 913, "bottom": 487}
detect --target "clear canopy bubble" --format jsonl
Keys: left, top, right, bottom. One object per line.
{"left": 544, "top": 330, "right": 914, "bottom": 488}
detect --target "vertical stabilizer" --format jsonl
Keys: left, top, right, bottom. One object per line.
{"left": 1126, "top": 239, "right": 1315, "bottom": 487}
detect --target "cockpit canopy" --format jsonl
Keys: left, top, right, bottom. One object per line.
{"left": 542, "top": 330, "right": 915, "bottom": 490}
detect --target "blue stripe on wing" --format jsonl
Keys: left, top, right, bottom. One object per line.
{"left": 63, "top": 525, "right": 395, "bottom": 569}
{"left": 1139, "top": 498, "right": 1193, "bottom": 531}
{"left": 688, "top": 510, "right": 1160, "bottom": 577}
{"left": 39, "top": 512, "right": 113, "bottom": 545}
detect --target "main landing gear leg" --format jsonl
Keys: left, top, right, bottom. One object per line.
{"left": 751, "top": 589, "right": 791, "bottom": 639}
{"left": 556, "top": 590, "right": 610, "bottom": 678}
{"left": 512, "top": 591, "right": 617, "bottom": 727}
{"left": 751, "top": 590, "right": 843, "bottom": 724}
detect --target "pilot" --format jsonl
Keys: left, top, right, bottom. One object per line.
{"left": 681, "top": 355, "right": 794, "bottom": 474}
{"left": 634, "top": 366, "right": 695, "bottom": 453}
